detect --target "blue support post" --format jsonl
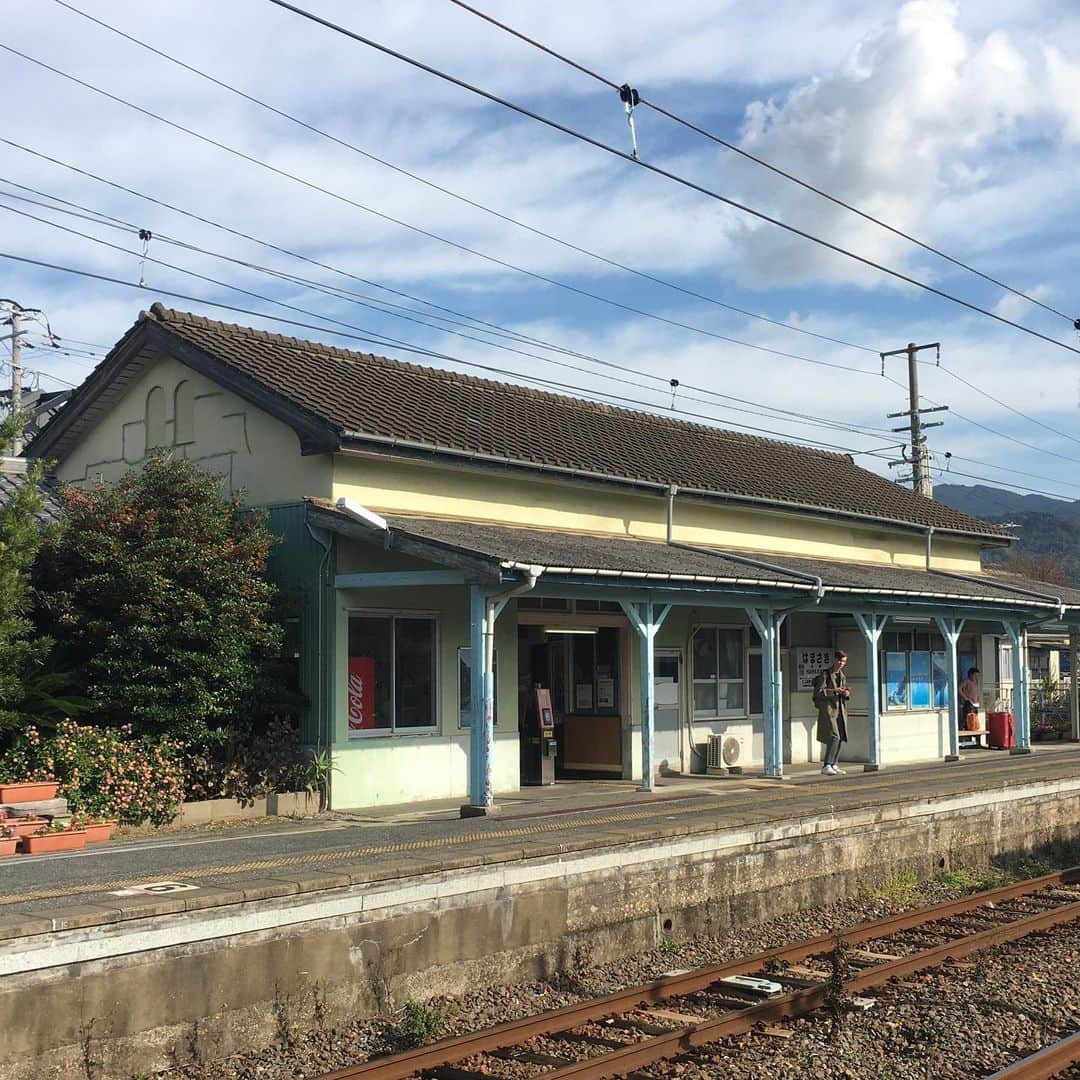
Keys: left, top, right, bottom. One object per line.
{"left": 641, "top": 599, "right": 655, "bottom": 791}
{"left": 746, "top": 608, "right": 782, "bottom": 779}
{"left": 854, "top": 612, "right": 887, "bottom": 771}
{"left": 935, "top": 616, "right": 965, "bottom": 761}
{"left": 620, "top": 598, "right": 671, "bottom": 792}
{"left": 468, "top": 585, "right": 486, "bottom": 806}
{"left": 1003, "top": 620, "right": 1032, "bottom": 753}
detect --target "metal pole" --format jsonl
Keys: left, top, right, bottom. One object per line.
{"left": 8, "top": 306, "right": 22, "bottom": 455}
{"left": 1070, "top": 627, "right": 1079, "bottom": 742}
{"left": 907, "top": 342, "right": 932, "bottom": 498}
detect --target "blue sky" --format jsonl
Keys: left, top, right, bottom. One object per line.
{"left": 3, "top": 0, "right": 1080, "bottom": 501}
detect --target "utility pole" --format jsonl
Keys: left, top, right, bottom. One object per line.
{"left": 880, "top": 341, "right": 948, "bottom": 498}
{"left": 1, "top": 299, "right": 47, "bottom": 456}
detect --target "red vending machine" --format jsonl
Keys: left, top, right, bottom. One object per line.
{"left": 987, "top": 711, "right": 1015, "bottom": 750}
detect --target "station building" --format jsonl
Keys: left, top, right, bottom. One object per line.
{"left": 30, "top": 304, "right": 1080, "bottom": 810}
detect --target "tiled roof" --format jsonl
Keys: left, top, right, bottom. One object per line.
{"left": 316, "top": 509, "right": 1072, "bottom": 612}
{"left": 35, "top": 303, "right": 1011, "bottom": 540}
{"left": 0, "top": 468, "right": 63, "bottom": 527}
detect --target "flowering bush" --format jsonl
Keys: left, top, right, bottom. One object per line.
{"left": 0, "top": 721, "right": 184, "bottom": 825}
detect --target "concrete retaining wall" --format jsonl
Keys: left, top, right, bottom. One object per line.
{"left": 2, "top": 778, "right": 1079, "bottom": 1079}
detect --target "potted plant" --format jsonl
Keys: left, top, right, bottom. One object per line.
{"left": 0, "top": 780, "right": 60, "bottom": 803}
{"left": 74, "top": 814, "right": 118, "bottom": 844}
{"left": 22, "top": 819, "right": 87, "bottom": 855}
{"left": 0, "top": 827, "right": 17, "bottom": 857}
{"left": 3, "top": 816, "right": 49, "bottom": 838}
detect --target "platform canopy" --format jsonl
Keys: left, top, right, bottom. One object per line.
{"left": 308, "top": 503, "right": 1080, "bottom": 620}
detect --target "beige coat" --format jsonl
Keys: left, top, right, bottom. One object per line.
{"left": 813, "top": 667, "right": 849, "bottom": 744}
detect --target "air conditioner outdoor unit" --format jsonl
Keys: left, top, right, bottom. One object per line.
{"left": 706, "top": 732, "right": 744, "bottom": 775}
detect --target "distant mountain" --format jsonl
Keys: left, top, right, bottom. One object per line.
{"left": 933, "top": 484, "right": 1080, "bottom": 586}
{"left": 933, "top": 484, "right": 1080, "bottom": 523}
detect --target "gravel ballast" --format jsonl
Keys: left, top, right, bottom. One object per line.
{"left": 154, "top": 863, "right": 1078, "bottom": 1080}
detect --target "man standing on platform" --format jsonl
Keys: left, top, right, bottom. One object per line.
{"left": 959, "top": 667, "right": 981, "bottom": 726}
{"left": 814, "top": 651, "right": 850, "bottom": 776}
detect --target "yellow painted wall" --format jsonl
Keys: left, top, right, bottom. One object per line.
{"left": 332, "top": 452, "right": 985, "bottom": 573}
{"left": 56, "top": 352, "right": 333, "bottom": 505}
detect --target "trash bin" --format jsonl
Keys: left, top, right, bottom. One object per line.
{"left": 987, "top": 711, "right": 1015, "bottom": 750}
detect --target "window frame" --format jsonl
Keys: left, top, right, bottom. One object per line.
{"left": 690, "top": 624, "right": 747, "bottom": 720}
{"left": 345, "top": 609, "right": 439, "bottom": 737}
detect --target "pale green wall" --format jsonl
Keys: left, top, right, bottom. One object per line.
{"left": 57, "top": 353, "right": 333, "bottom": 505}
{"left": 329, "top": 537, "right": 519, "bottom": 807}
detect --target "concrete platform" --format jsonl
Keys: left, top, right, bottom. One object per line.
{"left": 1, "top": 745, "right": 1079, "bottom": 1079}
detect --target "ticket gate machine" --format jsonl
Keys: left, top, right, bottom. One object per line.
{"left": 522, "top": 686, "right": 557, "bottom": 786}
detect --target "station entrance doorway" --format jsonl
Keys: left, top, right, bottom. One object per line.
{"left": 517, "top": 614, "right": 625, "bottom": 781}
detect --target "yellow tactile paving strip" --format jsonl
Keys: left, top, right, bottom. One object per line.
{"left": 0, "top": 802, "right": 713, "bottom": 907}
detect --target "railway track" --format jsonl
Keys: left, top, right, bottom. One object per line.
{"left": 320, "top": 866, "right": 1080, "bottom": 1080}
{"left": 985, "top": 1031, "right": 1080, "bottom": 1079}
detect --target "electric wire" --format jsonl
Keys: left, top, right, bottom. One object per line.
{"left": 0, "top": 158, "right": 600, "bottom": 359}
{"left": 9, "top": 234, "right": 1077, "bottom": 495}
{"left": 0, "top": 248, "right": 923, "bottom": 461}
{"left": 3, "top": 203, "right": 902, "bottom": 444}
{"left": 47, "top": 0, "right": 877, "bottom": 357}
{"left": 930, "top": 361, "right": 1080, "bottom": 449}
{"left": 259, "top": 0, "right": 1080, "bottom": 357}
{"left": 7, "top": 158, "right": 1079, "bottom": 476}
{"left": 0, "top": 47, "right": 893, "bottom": 378}
{"left": 445, "top": 0, "right": 1075, "bottom": 326}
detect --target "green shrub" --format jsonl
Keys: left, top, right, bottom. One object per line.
{"left": 34, "top": 454, "right": 282, "bottom": 742}
{"left": 399, "top": 1001, "right": 445, "bottom": 1048}
{"left": 0, "top": 720, "right": 184, "bottom": 825}
{"left": 182, "top": 716, "right": 310, "bottom": 805}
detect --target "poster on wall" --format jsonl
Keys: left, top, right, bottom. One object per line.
{"left": 348, "top": 656, "right": 376, "bottom": 735}
{"left": 596, "top": 677, "right": 615, "bottom": 708}
{"left": 574, "top": 683, "right": 594, "bottom": 710}
{"left": 795, "top": 647, "right": 833, "bottom": 691}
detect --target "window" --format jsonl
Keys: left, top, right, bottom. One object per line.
{"left": 692, "top": 627, "right": 745, "bottom": 718}
{"left": 347, "top": 615, "right": 436, "bottom": 736}
{"left": 909, "top": 651, "right": 932, "bottom": 709}
{"left": 458, "top": 646, "right": 497, "bottom": 728}
{"left": 569, "top": 627, "right": 620, "bottom": 713}
{"left": 173, "top": 380, "right": 194, "bottom": 444}
{"left": 144, "top": 386, "right": 166, "bottom": 452}
{"left": 883, "top": 631, "right": 976, "bottom": 711}
{"left": 517, "top": 597, "right": 571, "bottom": 611}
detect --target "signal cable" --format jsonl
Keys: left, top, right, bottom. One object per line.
{"left": 47, "top": 0, "right": 877, "bottom": 357}
{"left": 3, "top": 204, "right": 901, "bottom": 443}
{"left": 258, "top": 1, "right": 1080, "bottom": 357}
{"left": 0, "top": 47, "right": 898, "bottom": 376}
{"left": 445, "top": 0, "right": 1075, "bottom": 326}
{"left": 0, "top": 249, "right": 915, "bottom": 459}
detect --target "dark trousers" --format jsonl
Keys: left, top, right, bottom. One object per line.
{"left": 824, "top": 733, "right": 843, "bottom": 766}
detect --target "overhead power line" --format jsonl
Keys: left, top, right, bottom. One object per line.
{"left": 445, "top": 0, "right": 1075, "bottom": 328}
{"left": 259, "top": 1, "right": 1080, "bottom": 358}
{"left": 0, "top": 51, "right": 889, "bottom": 378}
{"left": 7, "top": 156, "right": 1077, "bottom": 478}
{"left": 47, "top": 0, "right": 875, "bottom": 357}
{"left": 0, "top": 248, "right": 917, "bottom": 461}
{"left": 929, "top": 361, "right": 1080, "bottom": 449}
{"left": 3, "top": 202, "right": 901, "bottom": 444}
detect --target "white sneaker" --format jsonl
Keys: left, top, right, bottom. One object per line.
{"left": 821, "top": 765, "right": 837, "bottom": 775}
{"left": 831, "top": 765, "right": 847, "bottom": 775}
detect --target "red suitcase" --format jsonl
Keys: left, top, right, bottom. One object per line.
{"left": 987, "top": 711, "right": 1015, "bottom": 750}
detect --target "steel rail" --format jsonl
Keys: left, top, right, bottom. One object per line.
{"left": 983, "top": 1031, "right": 1080, "bottom": 1079}
{"left": 318, "top": 868, "right": 1078, "bottom": 1079}
{"left": 535, "top": 900, "right": 1080, "bottom": 1079}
